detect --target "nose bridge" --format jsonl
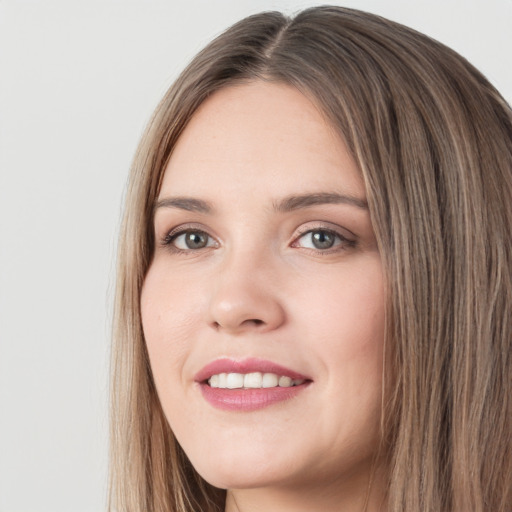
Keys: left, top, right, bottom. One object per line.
{"left": 207, "top": 242, "right": 285, "bottom": 333}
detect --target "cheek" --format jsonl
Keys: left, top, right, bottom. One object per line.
{"left": 140, "top": 263, "right": 199, "bottom": 388}
{"left": 295, "top": 259, "right": 385, "bottom": 409}
{"left": 298, "top": 258, "right": 385, "bottom": 347}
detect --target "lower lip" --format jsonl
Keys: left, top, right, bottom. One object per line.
{"left": 198, "top": 382, "right": 310, "bottom": 411}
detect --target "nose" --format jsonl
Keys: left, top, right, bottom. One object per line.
{"left": 207, "top": 251, "right": 286, "bottom": 334}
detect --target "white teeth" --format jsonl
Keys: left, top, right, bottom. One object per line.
{"left": 244, "top": 372, "right": 262, "bottom": 388}
{"left": 218, "top": 373, "right": 227, "bottom": 388}
{"left": 262, "top": 373, "right": 279, "bottom": 388}
{"left": 207, "top": 372, "right": 306, "bottom": 389}
{"left": 278, "top": 376, "right": 293, "bottom": 387}
{"left": 226, "top": 373, "right": 244, "bottom": 389}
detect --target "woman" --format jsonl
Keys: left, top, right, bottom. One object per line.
{"left": 110, "top": 6, "right": 512, "bottom": 512}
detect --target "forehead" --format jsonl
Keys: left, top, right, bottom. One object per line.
{"left": 160, "top": 81, "right": 365, "bottom": 200}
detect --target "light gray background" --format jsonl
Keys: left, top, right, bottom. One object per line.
{"left": 0, "top": 1, "right": 511, "bottom": 511}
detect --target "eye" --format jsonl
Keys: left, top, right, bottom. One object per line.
{"left": 293, "top": 228, "right": 354, "bottom": 251}
{"left": 165, "top": 229, "right": 216, "bottom": 251}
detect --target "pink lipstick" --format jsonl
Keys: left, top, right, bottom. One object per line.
{"left": 195, "top": 357, "right": 312, "bottom": 412}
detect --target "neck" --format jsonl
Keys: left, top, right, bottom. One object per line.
{"left": 224, "top": 465, "right": 387, "bottom": 512}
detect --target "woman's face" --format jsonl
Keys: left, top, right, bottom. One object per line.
{"left": 141, "top": 82, "right": 385, "bottom": 494}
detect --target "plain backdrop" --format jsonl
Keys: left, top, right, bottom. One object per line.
{"left": 0, "top": 1, "right": 511, "bottom": 511}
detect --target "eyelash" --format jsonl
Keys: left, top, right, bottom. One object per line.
{"left": 161, "top": 224, "right": 216, "bottom": 254}
{"left": 292, "top": 226, "right": 356, "bottom": 254}
{"left": 160, "top": 224, "right": 356, "bottom": 255}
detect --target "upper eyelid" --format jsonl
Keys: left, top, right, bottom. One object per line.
{"left": 158, "top": 225, "right": 218, "bottom": 251}
{"left": 158, "top": 220, "right": 356, "bottom": 247}
{"left": 292, "top": 221, "right": 356, "bottom": 240}
{"left": 292, "top": 228, "right": 353, "bottom": 247}
{"left": 295, "top": 227, "right": 345, "bottom": 240}
{"left": 162, "top": 222, "right": 218, "bottom": 239}
{"left": 161, "top": 227, "right": 219, "bottom": 254}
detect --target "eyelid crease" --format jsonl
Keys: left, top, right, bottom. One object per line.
{"left": 293, "top": 228, "right": 356, "bottom": 247}
{"left": 160, "top": 227, "right": 219, "bottom": 255}
{"left": 158, "top": 221, "right": 358, "bottom": 254}
{"left": 292, "top": 220, "right": 357, "bottom": 240}
{"left": 160, "top": 223, "right": 217, "bottom": 246}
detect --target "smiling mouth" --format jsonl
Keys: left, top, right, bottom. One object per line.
{"left": 196, "top": 358, "right": 312, "bottom": 411}
{"left": 208, "top": 372, "right": 305, "bottom": 389}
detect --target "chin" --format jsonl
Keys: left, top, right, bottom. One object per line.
{"left": 186, "top": 447, "right": 297, "bottom": 490}
{"left": 198, "top": 467, "right": 293, "bottom": 491}
{"left": 183, "top": 430, "right": 381, "bottom": 495}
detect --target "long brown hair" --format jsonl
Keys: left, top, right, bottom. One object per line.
{"left": 110, "top": 6, "right": 512, "bottom": 511}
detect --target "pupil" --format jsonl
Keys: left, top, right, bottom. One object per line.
{"left": 186, "top": 231, "right": 207, "bottom": 249}
{"left": 312, "top": 230, "right": 334, "bottom": 249}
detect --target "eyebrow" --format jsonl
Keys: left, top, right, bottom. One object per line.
{"left": 273, "top": 192, "right": 368, "bottom": 212}
{"left": 154, "top": 197, "right": 214, "bottom": 214}
{"left": 153, "top": 192, "right": 368, "bottom": 215}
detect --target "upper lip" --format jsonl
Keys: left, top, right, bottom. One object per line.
{"left": 194, "top": 357, "right": 311, "bottom": 383}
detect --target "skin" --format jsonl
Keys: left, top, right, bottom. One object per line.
{"left": 141, "top": 81, "right": 387, "bottom": 512}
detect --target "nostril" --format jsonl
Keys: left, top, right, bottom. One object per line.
{"left": 246, "top": 319, "right": 264, "bottom": 326}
